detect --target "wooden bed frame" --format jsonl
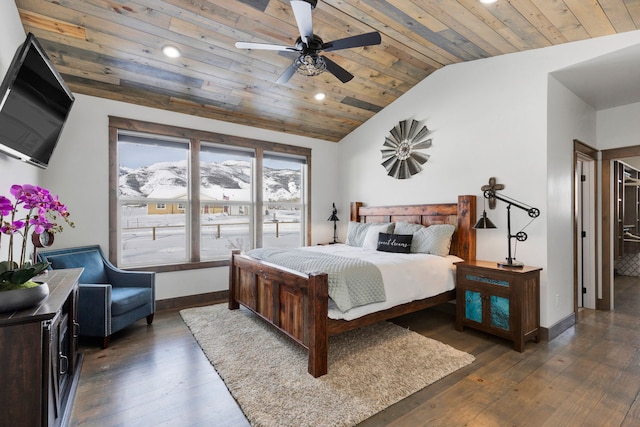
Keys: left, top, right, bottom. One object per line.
{"left": 228, "top": 195, "right": 476, "bottom": 377}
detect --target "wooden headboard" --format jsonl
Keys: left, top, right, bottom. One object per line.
{"left": 350, "top": 195, "right": 476, "bottom": 261}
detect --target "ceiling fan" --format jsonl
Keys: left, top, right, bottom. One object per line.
{"left": 235, "top": 0, "right": 381, "bottom": 84}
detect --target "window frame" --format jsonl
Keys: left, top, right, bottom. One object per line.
{"left": 109, "top": 117, "right": 312, "bottom": 272}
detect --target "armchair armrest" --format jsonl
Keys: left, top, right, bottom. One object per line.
{"left": 78, "top": 284, "right": 112, "bottom": 337}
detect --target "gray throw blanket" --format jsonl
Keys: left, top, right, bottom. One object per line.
{"left": 246, "top": 248, "right": 386, "bottom": 313}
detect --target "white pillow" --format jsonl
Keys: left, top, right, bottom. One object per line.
{"left": 362, "top": 224, "right": 395, "bottom": 250}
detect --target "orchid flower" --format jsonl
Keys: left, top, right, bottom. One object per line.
{"left": 0, "top": 184, "right": 74, "bottom": 289}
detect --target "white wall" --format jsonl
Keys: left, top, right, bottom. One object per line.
{"left": 0, "top": 2, "right": 37, "bottom": 263}
{"left": 39, "top": 94, "right": 339, "bottom": 299}
{"left": 546, "top": 76, "right": 597, "bottom": 325}
{"left": 338, "top": 30, "right": 640, "bottom": 328}
{"left": 597, "top": 102, "right": 640, "bottom": 150}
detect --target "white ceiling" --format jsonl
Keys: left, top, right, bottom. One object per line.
{"left": 551, "top": 43, "right": 640, "bottom": 111}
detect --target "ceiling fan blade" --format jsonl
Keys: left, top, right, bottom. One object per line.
{"left": 276, "top": 60, "right": 298, "bottom": 84}
{"left": 235, "top": 42, "right": 298, "bottom": 52}
{"left": 322, "top": 56, "right": 354, "bottom": 83}
{"left": 291, "top": 0, "right": 313, "bottom": 46}
{"left": 322, "top": 32, "right": 381, "bottom": 52}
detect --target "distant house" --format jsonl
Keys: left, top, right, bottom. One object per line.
{"left": 146, "top": 188, "right": 249, "bottom": 215}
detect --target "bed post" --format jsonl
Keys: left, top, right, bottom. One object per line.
{"left": 350, "top": 201, "right": 363, "bottom": 222}
{"left": 307, "top": 272, "right": 329, "bottom": 377}
{"left": 229, "top": 250, "right": 240, "bottom": 310}
{"left": 457, "top": 195, "right": 476, "bottom": 262}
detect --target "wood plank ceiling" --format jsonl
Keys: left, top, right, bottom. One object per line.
{"left": 14, "top": 0, "right": 640, "bottom": 142}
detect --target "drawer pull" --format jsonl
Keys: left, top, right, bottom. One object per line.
{"left": 59, "top": 353, "right": 69, "bottom": 375}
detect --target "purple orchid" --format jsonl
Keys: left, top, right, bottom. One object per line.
{"left": 1, "top": 184, "right": 74, "bottom": 288}
{"left": 0, "top": 196, "right": 13, "bottom": 217}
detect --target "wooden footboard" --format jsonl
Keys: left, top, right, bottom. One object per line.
{"left": 229, "top": 195, "right": 476, "bottom": 377}
{"left": 229, "top": 250, "right": 330, "bottom": 377}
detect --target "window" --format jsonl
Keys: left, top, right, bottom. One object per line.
{"left": 109, "top": 117, "right": 311, "bottom": 271}
{"left": 262, "top": 153, "right": 306, "bottom": 249}
{"left": 199, "top": 143, "right": 255, "bottom": 260}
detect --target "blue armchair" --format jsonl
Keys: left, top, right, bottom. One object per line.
{"left": 37, "top": 245, "right": 155, "bottom": 348}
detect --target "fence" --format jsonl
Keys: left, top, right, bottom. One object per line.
{"left": 122, "top": 220, "right": 297, "bottom": 240}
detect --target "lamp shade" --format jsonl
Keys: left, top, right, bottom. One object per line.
{"left": 328, "top": 213, "right": 339, "bottom": 221}
{"left": 328, "top": 202, "right": 339, "bottom": 222}
{"left": 474, "top": 211, "right": 497, "bottom": 229}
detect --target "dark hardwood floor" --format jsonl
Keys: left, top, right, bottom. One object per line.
{"left": 70, "top": 277, "right": 640, "bottom": 426}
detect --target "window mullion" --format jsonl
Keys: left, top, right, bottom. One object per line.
{"left": 190, "top": 138, "right": 200, "bottom": 262}
{"left": 255, "top": 147, "right": 264, "bottom": 248}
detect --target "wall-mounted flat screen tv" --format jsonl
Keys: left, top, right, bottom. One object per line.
{"left": 0, "top": 32, "right": 75, "bottom": 169}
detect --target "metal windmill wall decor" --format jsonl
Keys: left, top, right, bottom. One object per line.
{"left": 380, "top": 119, "right": 431, "bottom": 179}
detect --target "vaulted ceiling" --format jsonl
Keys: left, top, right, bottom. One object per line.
{"left": 14, "top": 0, "right": 640, "bottom": 142}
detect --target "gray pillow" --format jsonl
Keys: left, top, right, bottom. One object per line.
{"left": 411, "top": 224, "right": 456, "bottom": 256}
{"left": 394, "top": 221, "right": 424, "bottom": 235}
{"left": 345, "top": 221, "right": 394, "bottom": 247}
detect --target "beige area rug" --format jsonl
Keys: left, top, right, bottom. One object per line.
{"left": 180, "top": 304, "right": 475, "bottom": 427}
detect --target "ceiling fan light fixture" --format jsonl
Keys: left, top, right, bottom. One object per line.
{"left": 295, "top": 54, "right": 326, "bottom": 77}
{"left": 162, "top": 45, "right": 181, "bottom": 58}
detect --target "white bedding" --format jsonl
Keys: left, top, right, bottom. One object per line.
{"left": 301, "top": 244, "right": 461, "bottom": 321}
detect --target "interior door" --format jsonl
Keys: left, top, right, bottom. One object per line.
{"left": 576, "top": 154, "right": 596, "bottom": 309}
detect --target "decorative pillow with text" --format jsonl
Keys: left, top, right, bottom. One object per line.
{"left": 377, "top": 233, "right": 413, "bottom": 253}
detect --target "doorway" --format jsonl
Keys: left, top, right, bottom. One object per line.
{"left": 601, "top": 145, "right": 640, "bottom": 310}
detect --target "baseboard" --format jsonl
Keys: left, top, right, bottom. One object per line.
{"left": 540, "top": 312, "right": 576, "bottom": 342}
{"left": 157, "top": 293, "right": 577, "bottom": 343}
{"left": 156, "top": 290, "right": 228, "bottom": 312}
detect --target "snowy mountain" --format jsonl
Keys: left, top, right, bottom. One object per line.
{"left": 119, "top": 160, "right": 300, "bottom": 201}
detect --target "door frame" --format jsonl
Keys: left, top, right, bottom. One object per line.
{"left": 573, "top": 140, "right": 598, "bottom": 312}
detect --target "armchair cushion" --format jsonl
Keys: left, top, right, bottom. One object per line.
{"left": 111, "top": 287, "right": 153, "bottom": 316}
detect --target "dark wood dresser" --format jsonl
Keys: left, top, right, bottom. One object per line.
{"left": 0, "top": 268, "right": 83, "bottom": 427}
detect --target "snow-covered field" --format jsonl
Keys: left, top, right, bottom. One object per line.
{"left": 119, "top": 206, "right": 301, "bottom": 266}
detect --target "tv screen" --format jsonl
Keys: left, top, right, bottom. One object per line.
{"left": 0, "top": 32, "right": 74, "bottom": 169}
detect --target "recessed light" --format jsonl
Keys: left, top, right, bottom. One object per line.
{"left": 162, "top": 45, "right": 181, "bottom": 58}
{"left": 314, "top": 92, "right": 326, "bottom": 101}
{"left": 479, "top": 0, "right": 497, "bottom": 3}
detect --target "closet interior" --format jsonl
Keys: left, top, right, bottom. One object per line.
{"left": 615, "top": 160, "right": 640, "bottom": 276}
